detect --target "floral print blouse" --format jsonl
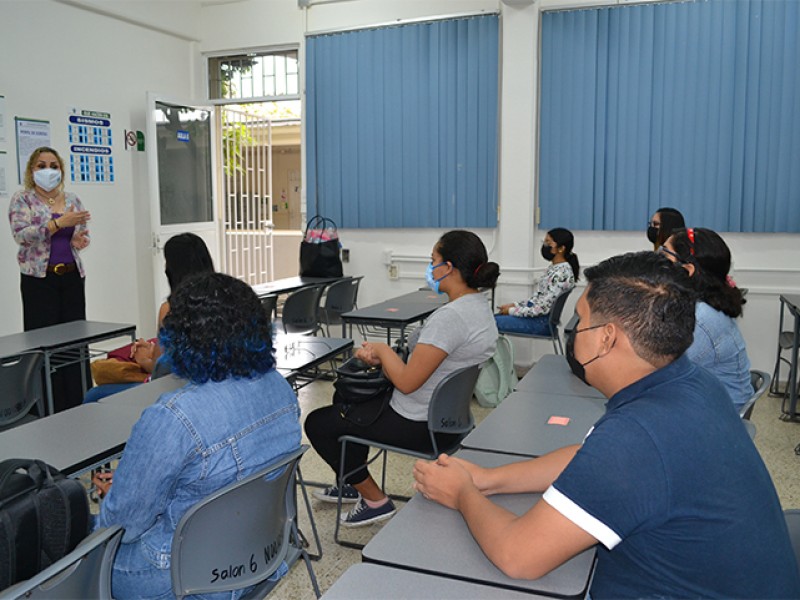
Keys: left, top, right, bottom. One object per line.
{"left": 8, "top": 189, "right": 89, "bottom": 278}
{"left": 508, "top": 262, "right": 575, "bottom": 318}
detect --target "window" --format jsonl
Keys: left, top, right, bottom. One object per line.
{"left": 208, "top": 49, "right": 299, "bottom": 101}
{"left": 539, "top": 0, "right": 800, "bottom": 233}
{"left": 306, "top": 15, "right": 500, "bottom": 229}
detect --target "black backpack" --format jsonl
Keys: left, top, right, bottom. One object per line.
{"left": 0, "top": 459, "right": 89, "bottom": 590}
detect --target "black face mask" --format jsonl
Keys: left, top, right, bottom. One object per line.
{"left": 565, "top": 321, "right": 605, "bottom": 385}
{"left": 541, "top": 244, "right": 556, "bottom": 262}
{"left": 646, "top": 226, "right": 659, "bottom": 244}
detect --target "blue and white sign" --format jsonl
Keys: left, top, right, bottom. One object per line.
{"left": 67, "top": 108, "right": 114, "bottom": 184}
{"left": 177, "top": 130, "right": 190, "bottom": 143}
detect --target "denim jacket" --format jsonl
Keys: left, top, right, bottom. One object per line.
{"left": 686, "top": 301, "right": 752, "bottom": 411}
{"left": 96, "top": 370, "right": 301, "bottom": 572}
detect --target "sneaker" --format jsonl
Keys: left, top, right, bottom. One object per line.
{"left": 340, "top": 498, "right": 397, "bottom": 528}
{"left": 312, "top": 484, "right": 360, "bottom": 504}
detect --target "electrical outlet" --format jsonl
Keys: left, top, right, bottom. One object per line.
{"left": 388, "top": 264, "right": 399, "bottom": 280}
{"left": 341, "top": 248, "right": 350, "bottom": 263}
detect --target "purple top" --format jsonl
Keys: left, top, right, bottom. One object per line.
{"left": 49, "top": 213, "right": 76, "bottom": 265}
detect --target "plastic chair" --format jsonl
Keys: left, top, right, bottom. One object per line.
{"left": 500, "top": 288, "right": 573, "bottom": 354}
{"left": 171, "top": 445, "right": 320, "bottom": 599}
{"left": 0, "top": 526, "right": 123, "bottom": 600}
{"left": 784, "top": 509, "right": 800, "bottom": 574}
{"left": 280, "top": 286, "right": 325, "bottom": 335}
{"left": 319, "top": 277, "right": 363, "bottom": 337}
{"left": 0, "top": 352, "right": 44, "bottom": 431}
{"left": 334, "top": 365, "right": 481, "bottom": 549}
{"left": 740, "top": 369, "right": 771, "bottom": 420}
{"left": 261, "top": 293, "right": 279, "bottom": 321}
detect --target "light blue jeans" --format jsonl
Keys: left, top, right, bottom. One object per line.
{"left": 494, "top": 314, "right": 550, "bottom": 336}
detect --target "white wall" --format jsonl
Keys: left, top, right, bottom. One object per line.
{"left": 2, "top": 0, "right": 797, "bottom": 374}
{"left": 0, "top": 0, "right": 200, "bottom": 339}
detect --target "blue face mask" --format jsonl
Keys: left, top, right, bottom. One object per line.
{"left": 425, "top": 262, "right": 448, "bottom": 294}
{"left": 33, "top": 168, "right": 62, "bottom": 192}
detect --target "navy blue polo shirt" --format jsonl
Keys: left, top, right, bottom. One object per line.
{"left": 544, "top": 355, "right": 800, "bottom": 599}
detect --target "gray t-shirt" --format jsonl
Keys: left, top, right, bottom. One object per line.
{"left": 390, "top": 293, "right": 498, "bottom": 421}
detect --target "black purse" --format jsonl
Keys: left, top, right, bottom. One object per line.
{"left": 299, "top": 216, "right": 343, "bottom": 278}
{"left": 333, "top": 357, "right": 394, "bottom": 425}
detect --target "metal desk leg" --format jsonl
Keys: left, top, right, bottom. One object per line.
{"left": 44, "top": 351, "right": 55, "bottom": 415}
{"left": 788, "top": 308, "right": 800, "bottom": 418}
{"left": 80, "top": 344, "right": 88, "bottom": 396}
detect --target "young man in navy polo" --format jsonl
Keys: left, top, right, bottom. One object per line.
{"left": 414, "top": 251, "right": 800, "bottom": 599}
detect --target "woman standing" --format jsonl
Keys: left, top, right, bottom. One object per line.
{"left": 495, "top": 227, "right": 579, "bottom": 336}
{"left": 8, "top": 147, "right": 91, "bottom": 411}
{"left": 305, "top": 230, "right": 499, "bottom": 527}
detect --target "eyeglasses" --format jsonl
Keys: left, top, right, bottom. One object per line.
{"left": 648, "top": 220, "right": 661, "bottom": 228}
{"left": 571, "top": 317, "right": 607, "bottom": 335}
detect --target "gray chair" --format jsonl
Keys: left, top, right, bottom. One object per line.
{"left": 261, "top": 293, "right": 279, "bottom": 321}
{"left": 319, "top": 276, "right": 363, "bottom": 337}
{"left": 0, "top": 526, "right": 123, "bottom": 600}
{"left": 499, "top": 288, "right": 573, "bottom": 354}
{"left": 740, "top": 369, "right": 771, "bottom": 420}
{"left": 334, "top": 365, "right": 481, "bottom": 549}
{"left": 784, "top": 509, "right": 800, "bottom": 574}
{"left": 171, "top": 445, "right": 320, "bottom": 599}
{"left": 280, "top": 285, "right": 325, "bottom": 336}
{"left": 0, "top": 352, "right": 44, "bottom": 431}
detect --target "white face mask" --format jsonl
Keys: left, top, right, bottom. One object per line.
{"left": 33, "top": 168, "right": 62, "bottom": 192}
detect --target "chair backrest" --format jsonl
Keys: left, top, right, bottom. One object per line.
{"left": 171, "top": 446, "right": 307, "bottom": 599}
{"left": 427, "top": 365, "right": 481, "bottom": 453}
{"left": 547, "top": 288, "right": 573, "bottom": 332}
{"left": 0, "top": 352, "right": 44, "bottom": 427}
{"left": 0, "top": 526, "right": 123, "bottom": 600}
{"left": 784, "top": 509, "right": 800, "bottom": 575}
{"left": 282, "top": 286, "right": 324, "bottom": 335}
{"left": 321, "top": 277, "right": 362, "bottom": 325}
{"left": 740, "top": 369, "right": 771, "bottom": 420}
{"left": 261, "top": 294, "right": 279, "bottom": 321}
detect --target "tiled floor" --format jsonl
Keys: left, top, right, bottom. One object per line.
{"left": 271, "top": 375, "right": 800, "bottom": 599}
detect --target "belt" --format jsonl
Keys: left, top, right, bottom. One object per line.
{"left": 47, "top": 263, "right": 77, "bottom": 275}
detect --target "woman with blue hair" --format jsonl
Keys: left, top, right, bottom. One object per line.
{"left": 94, "top": 272, "right": 300, "bottom": 599}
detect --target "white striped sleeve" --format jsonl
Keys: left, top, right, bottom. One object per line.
{"left": 543, "top": 485, "right": 623, "bottom": 550}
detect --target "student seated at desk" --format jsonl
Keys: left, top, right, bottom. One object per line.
{"left": 94, "top": 273, "right": 300, "bottom": 600}
{"left": 414, "top": 251, "right": 800, "bottom": 599}
{"left": 660, "top": 227, "right": 752, "bottom": 411}
{"left": 84, "top": 233, "right": 213, "bottom": 402}
{"left": 305, "top": 230, "right": 499, "bottom": 527}
{"left": 495, "top": 228, "right": 579, "bottom": 336}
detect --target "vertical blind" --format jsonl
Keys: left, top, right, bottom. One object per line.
{"left": 306, "top": 14, "right": 499, "bottom": 228}
{"left": 539, "top": 0, "right": 800, "bottom": 233}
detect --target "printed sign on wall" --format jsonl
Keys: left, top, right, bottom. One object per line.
{"left": 68, "top": 108, "right": 114, "bottom": 184}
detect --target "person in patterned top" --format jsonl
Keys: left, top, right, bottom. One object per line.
{"left": 495, "top": 228, "right": 579, "bottom": 336}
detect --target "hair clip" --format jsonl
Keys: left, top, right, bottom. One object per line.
{"left": 686, "top": 228, "right": 695, "bottom": 256}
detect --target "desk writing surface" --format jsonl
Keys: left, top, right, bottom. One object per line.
{"left": 341, "top": 300, "right": 441, "bottom": 325}
{"left": 516, "top": 354, "right": 606, "bottom": 400}
{"left": 362, "top": 450, "right": 595, "bottom": 598}
{"left": 0, "top": 321, "right": 135, "bottom": 358}
{"left": 273, "top": 336, "right": 352, "bottom": 372}
{"left": 780, "top": 294, "right": 800, "bottom": 313}
{"left": 252, "top": 276, "right": 337, "bottom": 298}
{"left": 461, "top": 390, "right": 605, "bottom": 457}
{"left": 321, "top": 564, "right": 548, "bottom": 600}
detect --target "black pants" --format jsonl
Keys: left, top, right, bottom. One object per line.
{"left": 304, "top": 402, "right": 459, "bottom": 486}
{"left": 21, "top": 272, "right": 90, "bottom": 413}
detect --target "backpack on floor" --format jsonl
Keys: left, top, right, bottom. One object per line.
{"left": 0, "top": 459, "right": 90, "bottom": 590}
{"left": 474, "top": 335, "right": 518, "bottom": 408}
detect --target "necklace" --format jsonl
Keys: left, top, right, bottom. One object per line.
{"left": 37, "top": 190, "right": 60, "bottom": 205}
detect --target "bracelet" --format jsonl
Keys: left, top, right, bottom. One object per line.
{"left": 52, "top": 218, "right": 60, "bottom": 232}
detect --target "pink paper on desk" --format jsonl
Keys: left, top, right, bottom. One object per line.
{"left": 385, "top": 308, "right": 399, "bottom": 312}
{"left": 547, "top": 415, "right": 571, "bottom": 426}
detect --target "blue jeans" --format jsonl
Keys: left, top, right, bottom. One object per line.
{"left": 494, "top": 314, "right": 551, "bottom": 336}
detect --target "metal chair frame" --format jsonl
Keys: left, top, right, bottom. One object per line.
{"left": 740, "top": 369, "right": 771, "bottom": 420}
{"left": 500, "top": 288, "right": 573, "bottom": 354}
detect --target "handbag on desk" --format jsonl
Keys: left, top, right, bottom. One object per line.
{"left": 333, "top": 357, "right": 394, "bottom": 425}
{"left": 299, "top": 215, "right": 343, "bottom": 278}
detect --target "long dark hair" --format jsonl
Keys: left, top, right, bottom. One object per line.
{"left": 548, "top": 227, "right": 580, "bottom": 281}
{"left": 669, "top": 227, "right": 744, "bottom": 318}
{"left": 164, "top": 233, "right": 214, "bottom": 298}
{"left": 436, "top": 230, "right": 500, "bottom": 290}
{"left": 654, "top": 207, "right": 686, "bottom": 248}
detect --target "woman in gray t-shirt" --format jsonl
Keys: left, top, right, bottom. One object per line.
{"left": 305, "top": 230, "right": 500, "bottom": 528}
